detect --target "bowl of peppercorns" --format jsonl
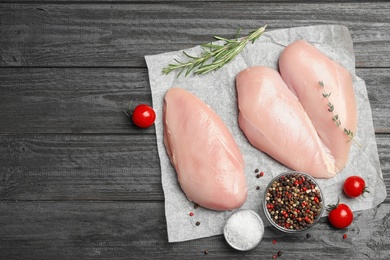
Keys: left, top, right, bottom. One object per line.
{"left": 263, "top": 171, "right": 324, "bottom": 233}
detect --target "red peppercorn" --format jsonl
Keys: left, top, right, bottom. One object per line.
{"left": 272, "top": 239, "right": 277, "bottom": 244}
{"left": 343, "top": 234, "right": 347, "bottom": 239}
{"left": 189, "top": 212, "right": 194, "bottom": 216}
{"left": 260, "top": 171, "right": 264, "bottom": 177}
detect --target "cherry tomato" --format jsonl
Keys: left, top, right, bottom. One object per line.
{"left": 327, "top": 202, "right": 353, "bottom": 229}
{"left": 131, "top": 104, "right": 156, "bottom": 128}
{"left": 343, "top": 176, "right": 369, "bottom": 198}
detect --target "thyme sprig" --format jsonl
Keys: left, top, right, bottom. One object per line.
{"left": 318, "top": 81, "right": 361, "bottom": 147}
{"left": 162, "top": 25, "right": 267, "bottom": 77}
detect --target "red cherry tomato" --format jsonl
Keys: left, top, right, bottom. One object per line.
{"left": 327, "top": 202, "right": 353, "bottom": 229}
{"left": 131, "top": 104, "right": 156, "bottom": 128}
{"left": 343, "top": 176, "right": 369, "bottom": 198}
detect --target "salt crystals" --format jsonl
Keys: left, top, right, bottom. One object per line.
{"left": 223, "top": 209, "right": 264, "bottom": 251}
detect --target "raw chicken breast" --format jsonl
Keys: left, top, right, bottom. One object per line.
{"left": 163, "top": 88, "right": 247, "bottom": 211}
{"left": 279, "top": 40, "right": 357, "bottom": 172}
{"left": 236, "top": 66, "right": 337, "bottom": 178}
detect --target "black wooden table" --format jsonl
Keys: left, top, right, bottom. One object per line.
{"left": 1, "top": 1, "right": 389, "bottom": 259}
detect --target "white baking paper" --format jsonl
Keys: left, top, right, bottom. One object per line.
{"left": 145, "top": 25, "right": 387, "bottom": 242}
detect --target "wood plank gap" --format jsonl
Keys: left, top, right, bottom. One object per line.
{"left": 0, "top": 199, "right": 163, "bottom": 203}
{"left": 0, "top": 132, "right": 158, "bottom": 137}
{"left": 0, "top": 66, "right": 142, "bottom": 70}
{"left": 0, "top": 66, "right": 389, "bottom": 69}
{"left": 0, "top": 0, "right": 378, "bottom": 3}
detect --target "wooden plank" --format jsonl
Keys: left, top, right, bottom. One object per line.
{"left": 0, "top": 134, "right": 164, "bottom": 201}
{"left": 0, "top": 68, "right": 154, "bottom": 134}
{"left": 0, "top": 133, "right": 389, "bottom": 202}
{"left": 0, "top": 201, "right": 168, "bottom": 259}
{"left": 0, "top": 3, "right": 389, "bottom": 67}
{"left": 0, "top": 68, "right": 389, "bottom": 134}
{"left": 378, "top": 134, "right": 390, "bottom": 204}
{"left": 357, "top": 69, "right": 390, "bottom": 134}
{"left": 0, "top": 200, "right": 389, "bottom": 259}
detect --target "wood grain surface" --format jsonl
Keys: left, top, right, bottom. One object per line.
{"left": 1, "top": 3, "right": 389, "bottom": 67}
{"left": 0, "top": 1, "right": 389, "bottom": 259}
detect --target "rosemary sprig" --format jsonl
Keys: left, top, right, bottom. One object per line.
{"left": 319, "top": 81, "right": 361, "bottom": 147}
{"left": 162, "top": 25, "right": 267, "bottom": 77}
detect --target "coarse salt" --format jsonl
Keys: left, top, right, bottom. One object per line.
{"left": 224, "top": 210, "right": 264, "bottom": 251}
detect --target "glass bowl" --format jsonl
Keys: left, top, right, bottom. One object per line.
{"left": 263, "top": 171, "right": 325, "bottom": 233}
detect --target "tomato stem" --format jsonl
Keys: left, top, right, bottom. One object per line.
{"left": 326, "top": 197, "right": 340, "bottom": 212}
{"left": 362, "top": 186, "right": 370, "bottom": 198}
{"left": 123, "top": 109, "right": 131, "bottom": 118}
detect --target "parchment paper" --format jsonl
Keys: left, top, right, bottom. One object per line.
{"left": 145, "top": 25, "right": 387, "bottom": 243}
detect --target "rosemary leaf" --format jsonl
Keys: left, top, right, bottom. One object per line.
{"left": 162, "top": 25, "right": 267, "bottom": 76}
{"left": 202, "top": 43, "right": 224, "bottom": 50}
{"left": 234, "top": 28, "right": 242, "bottom": 40}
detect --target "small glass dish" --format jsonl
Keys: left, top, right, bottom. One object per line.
{"left": 263, "top": 171, "right": 325, "bottom": 233}
{"left": 223, "top": 209, "right": 264, "bottom": 251}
